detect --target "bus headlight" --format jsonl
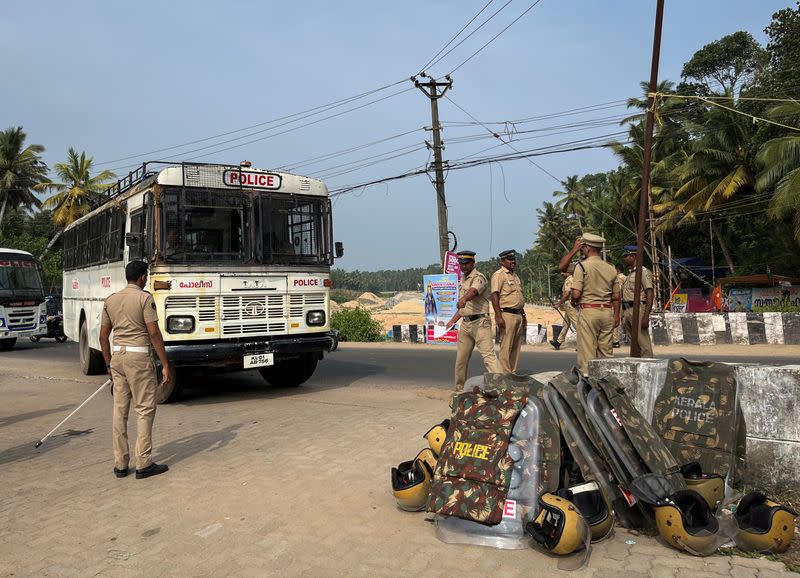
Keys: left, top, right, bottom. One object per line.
{"left": 306, "top": 310, "right": 326, "bottom": 326}
{"left": 167, "top": 316, "right": 195, "bottom": 333}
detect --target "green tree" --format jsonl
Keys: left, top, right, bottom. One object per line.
{"left": 762, "top": 1, "right": 800, "bottom": 96}
{"left": 681, "top": 31, "right": 768, "bottom": 95}
{"left": 37, "top": 148, "right": 116, "bottom": 258}
{"left": 756, "top": 103, "right": 800, "bottom": 242}
{"left": 0, "top": 127, "right": 47, "bottom": 233}
{"left": 552, "top": 175, "right": 587, "bottom": 228}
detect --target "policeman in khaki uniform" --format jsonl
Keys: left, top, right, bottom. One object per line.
{"left": 445, "top": 251, "right": 501, "bottom": 393}
{"left": 100, "top": 261, "right": 171, "bottom": 479}
{"left": 550, "top": 262, "right": 578, "bottom": 351}
{"left": 491, "top": 249, "right": 526, "bottom": 373}
{"left": 621, "top": 245, "right": 654, "bottom": 357}
{"left": 559, "top": 234, "right": 620, "bottom": 376}
{"left": 612, "top": 263, "right": 626, "bottom": 348}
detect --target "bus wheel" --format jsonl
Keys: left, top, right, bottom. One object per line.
{"left": 0, "top": 338, "right": 17, "bottom": 351}
{"left": 258, "top": 355, "right": 318, "bottom": 387}
{"left": 79, "top": 322, "right": 105, "bottom": 375}
{"left": 154, "top": 359, "right": 181, "bottom": 404}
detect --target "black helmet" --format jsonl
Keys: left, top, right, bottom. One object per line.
{"left": 733, "top": 492, "right": 797, "bottom": 554}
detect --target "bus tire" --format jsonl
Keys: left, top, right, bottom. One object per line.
{"left": 79, "top": 321, "right": 105, "bottom": 375}
{"left": 0, "top": 338, "right": 17, "bottom": 351}
{"left": 258, "top": 355, "right": 318, "bottom": 387}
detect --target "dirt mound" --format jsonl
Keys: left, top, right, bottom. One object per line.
{"left": 357, "top": 292, "right": 383, "bottom": 305}
{"left": 383, "top": 291, "right": 420, "bottom": 310}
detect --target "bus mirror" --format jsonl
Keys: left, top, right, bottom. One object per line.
{"left": 125, "top": 232, "right": 141, "bottom": 247}
{"left": 335, "top": 242, "right": 344, "bottom": 259}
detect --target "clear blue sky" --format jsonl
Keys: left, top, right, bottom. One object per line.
{"left": 2, "top": 0, "right": 792, "bottom": 270}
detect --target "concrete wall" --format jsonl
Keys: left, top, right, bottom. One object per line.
{"left": 649, "top": 312, "right": 800, "bottom": 346}
{"left": 589, "top": 357, "right": 800, "bottom": 491}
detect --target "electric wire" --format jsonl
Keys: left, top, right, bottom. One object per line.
{"left": 447, "top": 0, "right": 546, "bottom": 75}
{"left": 417, "top": 0, "right": 496, "bottom": 74}
{"left": 96, "top": 79, "right": 408, "bottom": 167}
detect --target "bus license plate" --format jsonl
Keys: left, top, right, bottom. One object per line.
{"left": 244, "top": 353, "right": 274, "bottom": 368}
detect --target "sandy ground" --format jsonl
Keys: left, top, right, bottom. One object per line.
{"left": 336, "top": 292, "right": 565, "bottom": 332}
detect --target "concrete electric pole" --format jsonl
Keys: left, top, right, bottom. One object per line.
{"left": 413, "top": 74, "right": 452, "bottom": 268}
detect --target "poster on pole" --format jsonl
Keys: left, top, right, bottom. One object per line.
{"left": 443, "top": 251, "right": 462, "bottom": 282}
{"left": 423, "top": 273, "right": 459, "bottom": 344}
{"left": 670, "top": 293, "right": 688, "bottom": 313}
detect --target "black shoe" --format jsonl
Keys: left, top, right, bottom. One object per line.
{"left": 613, "top": 341, "right": 621, "bottom": 348}
{"left": 113, "top": 467, "right": 129, "bottom": 478}
{"left": 549, "top": 340, "right": 561, "bottom": 350}
{"left": 135, "top": 462, "right": 169, "bottom": 479}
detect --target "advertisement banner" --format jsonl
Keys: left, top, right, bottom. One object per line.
{"left": 443, "top": 251, "right": 462, "bottom": 282}
{"left": 423, "top": 273, "right": 459, "bottom": 344}
{"left": 727, "top": 288, "right": 752, "bottom": 312}
{"left": 670, "top": 293, "right": 688, "bottom": 313}
{"left": 751, "top": 285, "right": 800, "bottom": 309}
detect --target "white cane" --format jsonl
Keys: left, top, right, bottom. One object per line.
{"left": 34, "top": 379, "right": 112, "bottom": 448}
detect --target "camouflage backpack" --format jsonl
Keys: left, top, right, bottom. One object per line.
{"left": 427, "top": 385, "right": 528, "bottom": 525}
{"left": 652, "top": 358, "right": 745, "bottom": 482}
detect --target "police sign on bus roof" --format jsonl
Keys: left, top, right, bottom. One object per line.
{"left": 222, "top": 169, "right": 282, "bottom": 189}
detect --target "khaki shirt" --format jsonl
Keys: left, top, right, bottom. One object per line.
{"left": 621, "top": 267, "right": 654, "bottom": 302}
{"left": 561, "top": 275, "right": 575, "bottom": 309}
{"left": 491, "top": 266, "right": 524, "bottom": 309}
{"left": 572, "top": 256, "right": 620, "bottom": 304}
{"left": 101, "top": 283, "right": 159, "bottom": 347}
{"left": 459, "top": 269, "right": 491, "bottom": 316}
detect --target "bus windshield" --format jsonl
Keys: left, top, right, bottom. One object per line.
{"left": 161, "top": 189, "right": 331, "bottom": 266}
{"left": 0, "top": 257, "right": 44, "bottom": 301}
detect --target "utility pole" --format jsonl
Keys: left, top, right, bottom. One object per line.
{"left": 413, "top": 74, "right": 452, "bottom": 268}
{"left": 631, "top": 0, "right": 665, "bottom": 358}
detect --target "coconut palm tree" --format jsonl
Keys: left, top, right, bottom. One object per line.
{"left": 756, "top": 102, "right": 800, "bottom": 242}
{"left": 0, "top": 127, "right": 47, "bottom": 231}
{"left": 664, "top": 102, "right": 759, "bottom": 273}
{"left": 37, "top": 148, "right": 116, "bottom": 258}
{"left": 552, "top": 175, "right": 587, "bottom": 228}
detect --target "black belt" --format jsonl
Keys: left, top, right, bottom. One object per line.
{"left": 501, "top": 307, "right": 525, "bottom": 315}
{"left": 463, "top": 313, "right": 488, "bottom": 321}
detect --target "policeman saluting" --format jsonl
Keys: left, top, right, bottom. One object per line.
{"left": 559, "top": 234, "right": 620, "bottom": 375}
{"left": 99, "top": 261, "right": 171, "bottom": 479}
{"left": 445, "top": 251, "right": 501, "bottom": 395}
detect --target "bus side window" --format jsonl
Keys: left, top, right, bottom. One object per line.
{"left": 129, "top": 209, "right": 145, "bottom": 261}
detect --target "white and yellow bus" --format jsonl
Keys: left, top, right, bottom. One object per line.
{"left": 0, "top": 248, "right": 48, "bottom": 349}
{"left": 62, "top": 161, "right": 341, "bottom": 402}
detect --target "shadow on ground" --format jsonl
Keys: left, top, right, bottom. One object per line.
{"left": 153, "top": 423, "right": 241, "bottom": 465}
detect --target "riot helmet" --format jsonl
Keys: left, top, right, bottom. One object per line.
{"left": 391, "top": 455, "right": 434, "bottom": 512}
{"left": 680, "top": 462, "right": 725, "bottom": 512}
{"left": 526, "top": 492, "right": 590, "bottom": 556}
{"left": 654, "top": 490, "right": 722, "bottom": 556}
{"left": 733, "top": 492, "right": 797, "bottom": 554}
{"left": 557, "top": 482, "right": 614, "bottom": 542}
{"left": 423, "top": 419, "right": 450, "bottom": 456}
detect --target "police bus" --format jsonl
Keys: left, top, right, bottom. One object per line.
{"left": 61, "top": 161, "right": 342, "bottom": 402}
{"left": 0, "top": 248, "right": 48, "bottom": 349}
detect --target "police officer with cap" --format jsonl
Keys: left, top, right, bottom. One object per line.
{"left": 445, "top": 250, "right": 501, "bottom": 393}
{"left": 621, "top": 245, "right": 654, "bottom": 357}
{"left": 559, "top": 234, "right": 620, "bottom": 375}
{"left": 99, "top": 260, "right": 171, "bottom": 479}
{"left": 491, "top": 249, "right": 525, "bottom": 373}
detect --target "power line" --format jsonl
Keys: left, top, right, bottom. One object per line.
{"left": 417, "top": 0, "right": 496, "bottom": 74}
{"left": 447, "top": 0, "right": 546, "bottom": 75}
{"left": 96, "top": 79, "right": 408, "bottom": 167}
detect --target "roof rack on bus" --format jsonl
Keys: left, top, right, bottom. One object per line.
{"left": 97, "top": 160, "right": 288, "bottom": 208}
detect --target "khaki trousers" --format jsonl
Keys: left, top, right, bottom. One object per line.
{"left": 623, "top": 306, "right": 653, "bottom": 357}
{"left": 556, "top": 305, "right": 579, "bottom": 345}
{"left": 576, "top": 307, "right": 614, "bottom": 376}
{"left": 498, "top": 312, "right": 524, "bottom": 373}
{"left": 454, "top": 316, "right": 501, "bottom": 391}
{"left": 110, "top": 349, "right": 158, "bottom": 470}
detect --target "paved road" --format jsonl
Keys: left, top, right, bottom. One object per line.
{"left": 0, "top": 340, "right": 795, "bottom": 576}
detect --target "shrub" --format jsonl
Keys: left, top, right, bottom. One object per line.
{"left": 331, "top": 307, "right": 383, "bottom": 342}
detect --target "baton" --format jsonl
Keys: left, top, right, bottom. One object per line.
{"left": 34, "top": 379, "right": 112, "bottom": 448}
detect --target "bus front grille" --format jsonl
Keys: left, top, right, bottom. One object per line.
{"left": 221, "top": 294, "right": 286, "bottom": 335}
{"left": 7, "top": 308, "right": 38, "bottom": 331}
